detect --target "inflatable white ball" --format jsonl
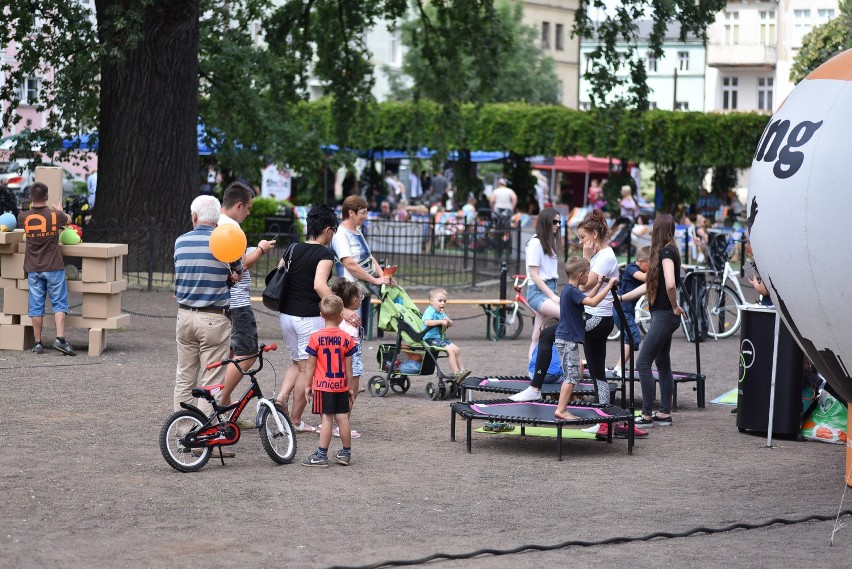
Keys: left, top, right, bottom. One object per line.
{"left": 747, "top": 49, "right": 852, "bottom": 401}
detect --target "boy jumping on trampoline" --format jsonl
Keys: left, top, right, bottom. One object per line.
{"left": 422, "top": 288, "right": 470, "bottom": 381}
{"left": 553, "top": 256, "right": 618, "bottom": 421}
{"left": 302, "top": 295, "right": 358, "bottom": 467}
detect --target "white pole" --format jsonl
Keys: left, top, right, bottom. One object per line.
{"left": 765, "top": 311, "right": 781, "bottom": 448}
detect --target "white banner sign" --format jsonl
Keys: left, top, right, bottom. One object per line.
{"left": 261, "top": 164, "right": 291, "bottom": 200}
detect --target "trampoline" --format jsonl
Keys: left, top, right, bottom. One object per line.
{"left": 460, "top": 376, "right": 620, "bottom": 403}
{"left": 587, "top": 369, "right": 706, "bottom": 408}
{"left": 450, "top": 400, "right": 635, "bottom": 460}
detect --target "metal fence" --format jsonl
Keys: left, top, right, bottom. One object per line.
{"left": 84, "top": 217, "right": 526, "bottom": 291}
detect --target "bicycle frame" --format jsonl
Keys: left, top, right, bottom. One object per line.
{"left": 505, "top": 275, "right": 534, "bottom": 325}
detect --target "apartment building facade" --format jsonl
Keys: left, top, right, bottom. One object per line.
{"left": 521, "top": 0, "right": 581, "bottom": 108}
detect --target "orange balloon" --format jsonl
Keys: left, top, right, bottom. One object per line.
{"left": 209, "top": 224, "right": 247, "bottom": 263}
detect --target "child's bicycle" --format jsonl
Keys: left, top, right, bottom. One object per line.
{"left": 159, "top": 343, "right": 297, "bottom": 472}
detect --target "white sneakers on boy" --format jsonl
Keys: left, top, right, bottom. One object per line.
{"left": 509, "top": 386, "right": 542, "bottom": 402}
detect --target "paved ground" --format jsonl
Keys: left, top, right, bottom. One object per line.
{"left": 2, "top": 282, "right": 851, "bottom": 568}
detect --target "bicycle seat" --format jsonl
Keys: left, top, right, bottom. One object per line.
{"left": 191, "top": 384, "right": 224, "bottom": 398}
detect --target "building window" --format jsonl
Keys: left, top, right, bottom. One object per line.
{"left": 760, "top": 11, "right": 776, "bottom": 47}
{"left": 584, "top": 53, "right": 592, "bottom": 73}
{"left": 722, "top": 77, "right": 738, "bottom": 110}
{"left": 555, "top": 23, "right": 564, "bottom": 50}
{"left": 817, "top": 9, "right": 836, "bottom": 24}
{"left": 646, "top": 52, "right": 657, "bottom": 72}
{"left": 675, "top": 101, "right": 689, "bottom": 111}
{"left": 390, "top": 26, "right": 402, "bottom": 66}
{"left": 648, "top": 101, "right": 658, "bottom": 110}
{"left": 678, "top": 51, "right": 689, "bottom": 71}
{"left": 758, "top": 77, "right": 774, "bottom": 110}
{"left": 794, "top": 10, "right": 812, "bottom": 46}
{"left": 541, "top": 21, "right": 550, "bottom": 49}
{"left": 556, "top": 80, "right": 564, "bottom": 103}
{"left": 579, "top": 101, "right": 591, "bottom": 110}
{"left": 20, "top": 77, "right": 39, "bottom": 104}
{"left": 724, "top": 11, "right": 739, "bottom": 45}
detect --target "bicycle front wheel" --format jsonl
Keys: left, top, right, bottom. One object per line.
{"left": 259, "top": 405, "right": 297, "bottom": 464}
{"left": 635, "top": 296, "right": 651, "bottom": 335}
{"left": 705, "top": 284, "right": 742, "bottom": 339}
{"left": 160, "top": 410, "right": 210, "bottom": 473}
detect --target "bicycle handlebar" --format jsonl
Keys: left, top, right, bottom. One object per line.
{"left": 206, "top": 343, "right": 277, "bottom": 371}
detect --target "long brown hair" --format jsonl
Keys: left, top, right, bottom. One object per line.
{"left": 577, "top": 208, "right": 610, "bottom": 243}
{"left": 646, "top": 214, "right": 678, "bottom": 305}
{"left": 534, "top": 207, "right": 561, "bottom": 257}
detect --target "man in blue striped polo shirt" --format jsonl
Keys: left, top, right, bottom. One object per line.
{"left": 173, "top": 195, "right": 240, "bottom": 424}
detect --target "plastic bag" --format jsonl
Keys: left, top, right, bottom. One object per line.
{"left": 800, "top": 391, "right": 848, "bottom": 444}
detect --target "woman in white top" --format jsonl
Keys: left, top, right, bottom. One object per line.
{"left": 525, "top": 207, "right": 562, "bottom": 358}
{"left": 576, "top": 210, "right": 620, "bottom": 403}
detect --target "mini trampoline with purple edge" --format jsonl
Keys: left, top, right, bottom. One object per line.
{"left": 458, "top": 376, "right": 620, "bottom": 403}
{"left": 450, "top": 400, "right": 635, "bottom": 460}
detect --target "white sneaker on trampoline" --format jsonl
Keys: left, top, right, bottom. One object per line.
{"left": 510, "top": 387, "right": 541, "bottom": 402}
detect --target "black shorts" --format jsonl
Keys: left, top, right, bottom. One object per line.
{"left": 312, "top": 391, "right": 350, "bottom": 415}
{"left": 230, "top": 306, "right": 258, "bottom": 355}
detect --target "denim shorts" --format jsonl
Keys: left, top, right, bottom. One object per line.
{"left": 352, "top": 340, "right": 363, "bottom": 377}
{"left": 425, "top": 337, "right": 452, "bottom": 348}
{"left": 230, "top": 306, "right": 259, "bottom": 355}
{"left": 527, "top": 278, "right": 557, "bottom": 312}
{"left": 614, "top": 309, "right": 642, "bottom": 348}
{"left": 28, "top": 270, "right": 69, "bottom": 317}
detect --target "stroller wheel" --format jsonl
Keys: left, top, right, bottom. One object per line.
{"left": 391, "top": 376, "right": 411, "bottom": 394}
{"left": 368, "top": 375, "right": 389, "bottom": 397}
{"left": 425, "top": 382, "right": 440, "bottom": 401}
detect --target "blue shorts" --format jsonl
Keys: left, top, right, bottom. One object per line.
{"left": 28, "top": 270, "right": 69, "bottom": 316}
{"left": 527, "top": 278, "right": 557, "bottom": 312}
{"left": 352, "top": 340, "right": 363, "bottom": 377}
{"left": 615, "top": 309, "right": 642, "bottom": 348}
{"left": 425, "top": 337, "right": 452, "bottom": 348}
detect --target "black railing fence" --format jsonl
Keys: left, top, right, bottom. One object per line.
{"left": 84, "top": 217, "right": 526, "bottom": 292}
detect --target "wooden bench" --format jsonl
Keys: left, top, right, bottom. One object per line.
{"left": 368, "top": 297, "right": 515, "bottom": 341}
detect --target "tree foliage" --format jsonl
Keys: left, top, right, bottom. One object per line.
{"left": 386, "top": 1, "right": 558, "bottom": 106}
{"left": 790, "top": 0, "right": 852, "bottom": 84}
{"left": 574, "top": 0, "right": 727, "bottom": 110}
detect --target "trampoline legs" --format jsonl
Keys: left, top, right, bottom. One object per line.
{"left": 628, "top": 415, "right": 634, "bottom": 455}
{"left": 673, "top": 383, "right": 679, "bottom": 410}
{"left": 697, "top": 376, "right": 706, "bottom": 408}
{"left": 520, "top": 424, "right": 526, "bottom": 436}
{"left": 450, "top": 408, "right": 456, "bottom": 442}
{"left": 466, "top": 418, "right": 472, "bottom": 453}
{"left": 557, "top": 424, "right": 563, "bottom": 461}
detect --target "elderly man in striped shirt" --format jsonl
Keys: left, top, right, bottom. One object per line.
{"left": 173, "top": 195, "right": 241, "bottom": 432}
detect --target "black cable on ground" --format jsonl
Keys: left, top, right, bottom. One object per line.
{"left": 331, "top": 510, "right": 852, "bottom": 569}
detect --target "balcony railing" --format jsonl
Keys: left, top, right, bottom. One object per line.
{"left": 707, "top": 43, "right": 777, "bottom": 67}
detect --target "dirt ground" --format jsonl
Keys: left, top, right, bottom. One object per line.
{"left": 3, "top": 283, "right": 852, "bottom": 569}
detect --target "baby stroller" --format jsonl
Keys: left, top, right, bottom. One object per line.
{"left": 367, "top": 284, "right": 456, "bottom": 400}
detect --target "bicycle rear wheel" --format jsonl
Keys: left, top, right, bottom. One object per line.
{"left": 635, "top": 296, "right": 651, "bottom": 335}
{"left": 160, "top": 410, "right": 210, "bottom": 473}
{"left": 705, "top": 283, "right": 742, "bottom": 339}
{"left": 494, "top": 310, "right": 524, "bottom": 340}
{"left": 259, "top": 405, "right": 297, "bottom": 464}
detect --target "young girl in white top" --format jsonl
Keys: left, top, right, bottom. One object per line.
{"left": 525, "top": 207, "right": 562, "bottom": 358}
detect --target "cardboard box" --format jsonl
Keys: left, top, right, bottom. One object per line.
{"left": 21, "top": 312, "right": 129, "bottom": 330}
{"left": 0, "top": 313, "right": 20, "bottom": 325}
{"left": 82, "top": 293, "right": 122, "bottom": 319}
{"left": 2, "top": 287, "right": 29, "bottom": 315}
{"left": 82, "top": 257, "right": 117, "bottom": 283}
{"left": 89, "top": 328, "right": 107, "bottom": 357}
{"left": 0, "top": 229, "right": 25, "bottom": 245}
{"left": 0, "top": 253, "right": 25, "bottom": 280}
{"left": 67, "top": 279, "right": 127, "bottom": 294}
{"left": 34, "top": 166, "right": 63, "bottom": 207}
{"left": 0, "top": 324, "right": 35, "bottom": 350}
{"left": 58, "top": 243, "right": 128, "bottom": 258}
{"left": 0, "top": 277, "right": 18, "bottom": 289}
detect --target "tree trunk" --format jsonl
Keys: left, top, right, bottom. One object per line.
{"left": 93, "top": 0, "right": 200, "bottom": 232}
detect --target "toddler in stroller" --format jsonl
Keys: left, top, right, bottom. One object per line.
{"left": 367, "top": 284, "right": 461, "bottom": 400}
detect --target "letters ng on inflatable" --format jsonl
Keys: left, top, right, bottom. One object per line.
{"left": 747, "top": 49, "right": 852, "bottom": 403}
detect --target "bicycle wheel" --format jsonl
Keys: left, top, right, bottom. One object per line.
{"left": 635, "top": 296, "right": 651, "bottom": 335}
{"left": 258, "top": 405, "right": 297, "bottom": 464}
{"left": 608, "top": 325, "right": 621, "bottom": 341}
{"left": 705, "top": 283, "right": 742, "bottom": 339}
{"left": 493, "top": 310, "right": 524, "bottom": 340}
{"left": 159, "top": 410, "right": 210, "bottom": 473}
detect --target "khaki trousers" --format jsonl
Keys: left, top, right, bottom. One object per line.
{"left": 174, "top": 309, "right": 231, "bottom": 413}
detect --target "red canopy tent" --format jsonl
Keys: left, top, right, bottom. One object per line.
{"left": 532, "top": 155, "right": 635, "bottom": 208}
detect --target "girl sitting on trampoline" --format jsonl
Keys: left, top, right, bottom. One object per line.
{"left": 553, "top": 256, "right": 618, "bottom": 421}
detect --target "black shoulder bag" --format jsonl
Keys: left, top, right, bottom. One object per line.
{"left": 262, "top": 243, "right": 296, "bottom": 311}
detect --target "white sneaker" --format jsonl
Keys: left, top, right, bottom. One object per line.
{"left": 509, "top": 386, "right": 542, "bottom": 402}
